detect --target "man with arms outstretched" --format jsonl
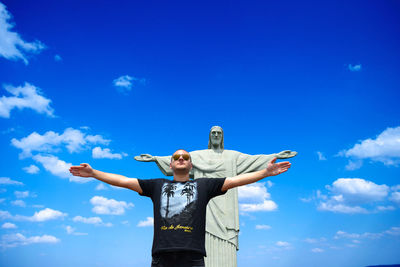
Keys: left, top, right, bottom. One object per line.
{"left": 69, "top": 149, "right": 291, "bottom": 267}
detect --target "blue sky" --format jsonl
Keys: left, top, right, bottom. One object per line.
{"left": 1, "top": 1, "right": 400, "bottom": 266}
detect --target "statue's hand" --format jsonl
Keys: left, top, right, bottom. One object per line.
{"left": 134, "top": 154, "right": 155, "bottom": 162}
{"left": 276, "top": 150, "right": 298, "bottom": 159}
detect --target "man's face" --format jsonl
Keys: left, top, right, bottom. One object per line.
{"left": 170, "top": 150, "right": 192, "bottom": 173}
{"left": 210, "top": 128, "right": 223, "bottom": 146}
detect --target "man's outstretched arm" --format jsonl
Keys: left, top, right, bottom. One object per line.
{"left": 221, "top": 158, "right": 291, "bottom": 191}
{"left": 69, "top": 163, "right": 143, "bottom": 194}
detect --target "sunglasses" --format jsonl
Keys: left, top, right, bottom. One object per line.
{"left": 172, "top": 153, "right": 191, "bottom": 161}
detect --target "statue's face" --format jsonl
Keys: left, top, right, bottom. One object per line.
{"left": 210, "top": 128, "right": 223, "bottom": 146}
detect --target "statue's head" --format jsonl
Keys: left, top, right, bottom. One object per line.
{"left": 208, "top": 126, "right": 224, "bottom": 149}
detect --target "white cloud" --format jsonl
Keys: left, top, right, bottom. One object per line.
{"left": 239, "top": 183, "right": 270, "bottom": 202}
{"left": 389, "top": 192, "right": 400, "bottom": 205}
{"left": 1, "top": 222, "right": 16, "bottom": 229}
{"left": 1, "top": 208, "right": 67, "bottom": 222}
{"left": 0, "top": 83, "right": 54, "bottom": 119}
{"left": 95, "top": 183, "right": 108, "bottom": 190}
{"left": 340, "top": 126, "right": 400, "bottom": 166}
{"left": 32, "top": 154, "right": 70, "bottom": 178}
{"left": 329, "top": 178, "right": 389, "bottom": 204}
{"left": 0, "top": 3, "right": 45, "bottom": 64}
{"left": 137, "top": 217, "right": 154, "bottom": 227}
{"left": 54, "top": 54, "right": 62, "bottom": 62}
{"left": 11, "top": 127, "right": 110, "bottom": 158}
{"left": 0, "top": 233, "right": 59, "bottom": 248}
{"left": 238, "top": 183, "right": 277, "bottom": 212}
{"left": 72, "top": 215, "right": 112, "bottom": 227}
{"left": 28, "top": 208, "right": 67, "bottom": 222}
{"left": 317, "top": 151, "right": 327, "bottom": 161}
{"left": 275, "top": 241, "right": 291, "bottom": 249}
{"left": 348, "top": 64, "right": 362, "bottom": 72}
{"left": 0, "top": 177, "right": 23, "bottom": 185}
{"left": 376, "top": 205, "right": 395, "bottom": 211}
{"left": 240, "top": 200, "right": 278, "bottom": 212}
{"left": 318, "top": 202, "right": 367, "bottom": 214}
{"left": 92, "top": 147, "right": 127, "bottom": 159}
{"left": 90, "top": 196, "right": 134, "bottom": 215}
{"left": 311, "top": 248, "right": 324, "bottom": 253}
{"left": 32, "top": 154, "right": 88, "bottom": 183}
{"left": 113, "top": 75, "right": 135, "bottom": 93}
{"left": 14, "top": 190, "right": 31, "bottom": 198}
{"left": 345, "top": 160, "right": 363, "bottom": 171}
{"left": 23, "top": 164, "right": 39, "bottom": 174}
{"left": 385, "top": 227, "right": 400, "bottom": 236}
{"left": 65, "top": 225, "right": 87, "bottom": 235}
{"left": 304, "top": 237, "right": 327, "bottom": 244}
{"left": 316, "top": 178, "right": 393, "bottom": 214}
{"left": 255, "top": 224, "right": 271, "bottom": 230}
{"left": 0, "top": 210, "right": 12, "bottom": 219}
{"left": 11, "top": 200, "right": 26, "bottom": 207}
{"left": 334, "top": 230, "right": 383, "bottom": 240}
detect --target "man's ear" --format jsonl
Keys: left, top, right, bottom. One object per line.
{"left": 169, "top": 162, "right": 172, "bottom": 169}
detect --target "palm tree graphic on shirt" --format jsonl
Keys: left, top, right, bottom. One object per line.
{"left": 162, "top": 183, "right": 176, "bottom": 219}
{"left": 161, "top": 182, "right": 198, "bottom": 219}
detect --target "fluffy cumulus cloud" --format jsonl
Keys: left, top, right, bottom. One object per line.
{"left": 11, "top": 128, "right": 110, "bottom": 158}
{"left": 32, "top": 154, "right": 70, "bottom": 178}
{"left": 315, "top": 178, "right": 399, "bottom": 214}
{"left": 0, "top": 208, "right": 67, "bottom": 222}
{"left": 238, "top": 183, "right": 277, "bottom": 212}
{"left": 73, "top": 216, "right": 112, "bottom": 227}
{"left": 32, "top": 154, "right": 89, "bottom": 183}
{"left": 137, "top": 217, "right": 154, "bottom": 227}
{"left": 90, "top": 196, "right": 134, "bottom": 215}
{"left": 26, "top": 208, "right": 67, "bottom": 222}
{"left": 0, "top": 233, "right": 59, "bottom": 248}
{"left": 340, "top": 126, "right": 400, "bottom": 168}
{"left": 0, "top": 3, "right": 45, "bottom": 64}
{"left": 0, "top": 177, "right": 23, "bottom": 185}
{"left": 23, "top": 164, "right": 39, "bottom": 174}
{"left": 0, "top": 83, "right": 54, "bottom": 119}
{"left": 92, "top": 147, "right": 127, "bottom": 159}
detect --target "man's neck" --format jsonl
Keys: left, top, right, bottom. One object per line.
{"left": 173, "top": 174, "right": 190, "bottom": 182}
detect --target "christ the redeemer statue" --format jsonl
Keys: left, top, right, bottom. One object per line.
{"left": 135, "top": 126, "right": 297, "bottom": 267}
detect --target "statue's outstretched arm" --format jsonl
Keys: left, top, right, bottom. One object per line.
{"left": 134, "top": 154, "right": 155, "bottom": 162}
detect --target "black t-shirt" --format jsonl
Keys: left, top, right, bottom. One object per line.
{"left": 138, "top": 178, "right": 226, "bottom": 256}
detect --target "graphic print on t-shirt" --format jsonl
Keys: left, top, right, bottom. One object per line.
{"left": 160, "top": 181, "right": 198, "bottom": 226}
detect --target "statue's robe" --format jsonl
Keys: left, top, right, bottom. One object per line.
{"left": 153, "top": 149, "right": 276, "bottom": 267}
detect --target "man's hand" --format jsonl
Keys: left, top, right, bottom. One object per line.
{"left": 266, "top": 158, "right": 291, "bottom": 176}
{"left": 222, "top": 157, "right": 292, "bottom": 191}
{"left": 69, "top": 163, "right": 95, "bottom": 178}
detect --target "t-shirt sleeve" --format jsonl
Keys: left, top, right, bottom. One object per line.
{"left": 205, "top": 178, "right": 227, "bottom": 199}
{"left": 138, "top": 179, "right": 156, "bottom": 198}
